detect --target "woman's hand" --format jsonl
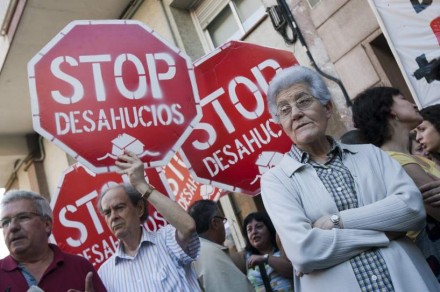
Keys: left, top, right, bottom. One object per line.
{"left": 313, "top": 214, "right": 344, "bottom": 230}
{"left": 420, "top": 180, "right": 440, "bottom": 207}
{"left": 247, "top": 253, "right": 294, "bottom": 278}
{"left": 247, "top": 254, "right": 266, "bottom": 269}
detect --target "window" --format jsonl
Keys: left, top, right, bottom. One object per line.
{"left": 192, "top": 0, "right": 265, "bottom": 51}
{"left": 206, "top": 6, "right": 238, "bottom": 47}
{"left": 0, "top": 0, "right": 25, "bottom": 72}
{"left": 306, "top": 0, "right": 321, "bottom": 9}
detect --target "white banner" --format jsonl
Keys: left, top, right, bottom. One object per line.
{"left": 368, "top": 0, "right": 440, "bottom": 107}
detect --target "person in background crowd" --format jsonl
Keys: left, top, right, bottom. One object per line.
{"left": 97, "top": 151, "right": 201, "bottom": 292}
{"left": 261, "top": 65, "right": 440, "bottom": 291}
{"left": 410, "top": 131, "right": 430, "bottom": 158}
{"left": 188, "top": 199, "right": 254, "bottom": 292}
{"left": 417, "top": 105, "right": 440, "bottom": 219}
{"left": 243, "top": 212, "right": 293, "bottom": 292}
{"left": 352, "top": 87, "right": 440, "bottom": 281}
{"left": 0, "top": 190, "right": 106, "bottom": 292}
{"left": 417, "top": 104, "right": 440, "bottom": 167}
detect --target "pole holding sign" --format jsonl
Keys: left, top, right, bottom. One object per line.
{"left": 163, "top": 152, "right": 224, "bottom": 210}
{"left": 28, "top": 20, "right": 202, "bottom": 173}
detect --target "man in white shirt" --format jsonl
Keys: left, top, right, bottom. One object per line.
{"left": 97, "top": 151, "right": 201, "bottom": 292}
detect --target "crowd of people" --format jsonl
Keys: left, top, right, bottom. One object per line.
{"left": 1, "top": 65, "right": 440, "bottom": 291}
{"left": 352, "top": 87, "right": 440, "bottom": 282}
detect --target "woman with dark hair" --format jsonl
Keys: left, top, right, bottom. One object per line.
{"left": 352, "top": 87, "right": 440, "bottom": 281}
{"left": 352, "top": 87, "right": 399, "bottom": 147}
{"left": 243, "top": 212, "right": 293, "bottom": 292}
{"left": 352, "top": 87, "right": 440, "bottom": 209}
{"left": 417, "top": 104, "right": 440, "bottom": 165}
{"left": 409, "top": 131, "right": 430, "bottom": 158}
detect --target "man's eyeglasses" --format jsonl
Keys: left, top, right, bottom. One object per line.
{"left": 213, "top": 216, "right": 227, "bottom": 224}
{"left": 276, "top": 94, "right": 316, "bottom": 120}
{"left": 0, "top": 212, "right": 43, "bottom": 229}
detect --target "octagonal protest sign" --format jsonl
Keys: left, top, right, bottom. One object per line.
{"left": 180, "top": 41, "right": 297, "bottom": 196}
{"left": 50, "top": 163, "right": 171, "bottom": 269}
{"left": 28, "top": 20, "right": 201, "bottom": 173}
{"left": 163, "top": 151, "right": 224, "bottom": 210}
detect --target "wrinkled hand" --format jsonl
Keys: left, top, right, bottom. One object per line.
{"left": 420, "top": 180, "right": 440, "bottom": 207}
{"left": 313, "top": 214, "right": 344, "bottom": 230}
{"left": 313, "top": 215, "right": 334, "bottom": 230}
{"left": 247, "top": 254, "right": 266, "bottom": 269}
{"left": 115, "top": 150, "right": 148, "bottom": 189}
{"left": 67, "top": 271, "right": 94, "bottom": 292}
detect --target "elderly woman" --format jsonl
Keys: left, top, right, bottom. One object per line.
{"left": 260, "top": 65, "right": 439, "bottom": 291}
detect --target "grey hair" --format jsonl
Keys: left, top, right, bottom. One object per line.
{"left": 1, "top": 190, "right": 53, "bottom": 222}
{"left": 267, "top": 65, "right": 332, "bottom": 122}
{"left": 188, "top": 199, "right": 219, "bottom": 234}
{"left": 98, "top": 183, "right": 149, "bottom": 223}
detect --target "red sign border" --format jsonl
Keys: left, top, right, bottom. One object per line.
{"left": 179, "top": 41, "right": 296, "bottom": 196}
{"left": 28, "top": 20, "right": 202, "bottom": 173}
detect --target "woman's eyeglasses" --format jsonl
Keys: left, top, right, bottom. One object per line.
{"left": 276, "top": 94, "right": 316, "bottom": 120}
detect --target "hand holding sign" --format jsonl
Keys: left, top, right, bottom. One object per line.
{"left": 115, "top": 150, "right": 154, "bottom": 197}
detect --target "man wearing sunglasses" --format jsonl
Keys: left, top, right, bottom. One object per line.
{"left": 0, "top": 190, "right": 106, "bottom": 292}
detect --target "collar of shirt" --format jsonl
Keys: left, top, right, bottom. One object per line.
{"left": 282, "top": 138, "right": 357, "bottom": 176}
{"left": 290, "top": 136, "right": 345, "bottom": 163}
{"left": 114, "top": 226, "right": 158, "bottom": 265}
{"left": 1, "top": 244, "right": 64, "bottom": 272}
{"left": 199, "top": 237, "right": 228, "bottom": 253}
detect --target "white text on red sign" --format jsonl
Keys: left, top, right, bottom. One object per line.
{"left": 50, "top": 53, "right": 185, "bottom": 135}
{"left": 189, "top": 59, "right": 284, "bottom": 177}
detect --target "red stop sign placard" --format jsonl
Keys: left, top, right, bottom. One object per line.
{"left": 163, "top": 152, "right": 224, "bottom": 210}
{"left": 50, "top": 163, "right": 170, "bottom": 269}
{"left": 28, "top": 20, "right": 201, "bottom": 173}
{"left": 180, "top": 41, "right": 297, "bottom": 196}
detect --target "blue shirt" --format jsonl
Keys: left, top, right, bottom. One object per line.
{"left": 98, "top": 224, "right": 201, "bottom": 292}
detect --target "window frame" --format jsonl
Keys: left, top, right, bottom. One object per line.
{"left": 0, "top": 0, "right": 26, "bottom": 72}
{"left": 306, "top": 0, "right": 322, "bottom": 9}
{"left": 191, "top": 0, "right": 265, "bottom": 52}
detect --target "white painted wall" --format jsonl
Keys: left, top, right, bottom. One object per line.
{"left": 42, "top": 139, "right": 70, "bottom": 199}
